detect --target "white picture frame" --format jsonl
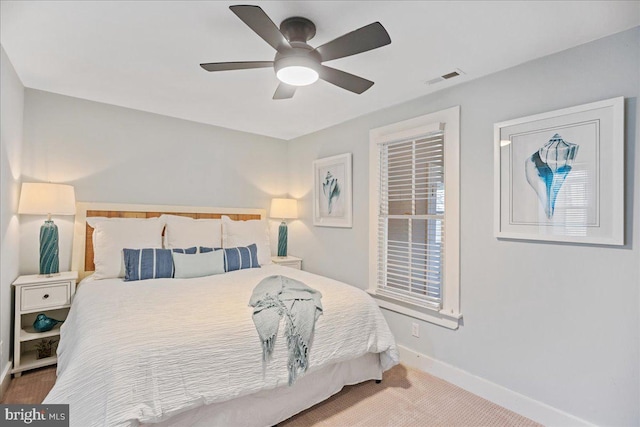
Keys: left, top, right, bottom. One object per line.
{"left": 313, "top": 153, "right": 353, "bottom": 228}
{"left": 494, "top": 96, "right": 624, "bottom": 245}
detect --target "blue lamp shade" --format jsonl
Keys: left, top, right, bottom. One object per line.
{"left": 270, "top": 198, "right": 298, "bottom": 258}
{"left": 18, "top": 183, "right": 76, "bottom": 276}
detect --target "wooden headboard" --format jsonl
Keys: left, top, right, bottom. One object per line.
{"left": 72, "top": 202, "right": 265, "bottom": 280}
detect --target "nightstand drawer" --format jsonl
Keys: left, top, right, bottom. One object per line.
{"left": 272, "top": 256, "right": 302, "bottom": 270}
{"left": 278, "top": 261, "right": 301, "bottom": 269}
{"left": 21, "top": 282, "right": 71, "bottom": 312}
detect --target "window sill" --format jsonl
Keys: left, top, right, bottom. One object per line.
{"left": 368, "top": 290, "right": 462, "bottom": 330}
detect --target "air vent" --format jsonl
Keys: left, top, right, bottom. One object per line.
{"left": 425, "top": 68, "right": 465, "bottom": 85}
{"left": 441, "top": 71, "right": 460, "bottom": 79}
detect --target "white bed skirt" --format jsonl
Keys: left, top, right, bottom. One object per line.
{"left": 143, "top": 352, "right": 383, "bottom": 427}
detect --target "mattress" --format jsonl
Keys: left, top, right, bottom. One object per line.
{"left": 44, "top": 264, "right": 398, "bottom": 427}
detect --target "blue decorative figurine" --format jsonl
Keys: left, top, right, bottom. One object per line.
{"left": 33, "top": 313, "right": 63, "bottom": 332}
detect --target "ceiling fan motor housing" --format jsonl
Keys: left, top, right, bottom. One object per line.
{"left": 280, "top": 16, "right": 316, "bottom": 43}
{"left": 274, "top": 16, "right": 322, "bottom": 81}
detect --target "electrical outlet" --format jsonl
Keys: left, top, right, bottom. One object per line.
{"left": 411, "top": 323, "right": 419, "bottom": 338}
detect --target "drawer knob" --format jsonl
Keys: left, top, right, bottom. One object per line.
{"left": 43, "top": 294, "right": 50, "bottom": 299}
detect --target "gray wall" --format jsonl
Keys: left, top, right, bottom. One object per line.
{"left": 0, "top": 46, "right": 24, "bottom": 381}
{"left": 287, "top": 27, "right": 639, "bottom": 426}
{"left": 20, "top": 90, "right": 289, "bottom": 273}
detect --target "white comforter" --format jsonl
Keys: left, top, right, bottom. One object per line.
{"left": 44, "top": 265, "right": 398, "bottom": 427}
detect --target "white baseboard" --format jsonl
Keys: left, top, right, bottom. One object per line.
{"left": 0, "top": 360, "right": 12, "bottom": 401}
{"left": 397, "top": 345, "right": 595, "bottom": 427}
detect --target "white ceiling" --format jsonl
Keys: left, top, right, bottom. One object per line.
{"left": 1, "top": 1, "right": 638, "bottom": 140}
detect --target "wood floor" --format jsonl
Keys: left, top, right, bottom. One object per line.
{"left": 2, "top": 364, "right": 541, "bottom": 426}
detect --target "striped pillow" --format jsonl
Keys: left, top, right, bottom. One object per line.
{"left": 200, "top": 244, "right": 260, "bottom": 272}
{"left": 123, "top": 247, "right": 197, "bottom": 281}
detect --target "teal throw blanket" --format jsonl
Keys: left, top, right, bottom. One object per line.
{"left": 249, "top": 275, "right": 323, "bottom": 385}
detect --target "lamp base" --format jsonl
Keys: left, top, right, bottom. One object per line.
{"left": 277, "top": 221, "right": 288, "bottom": 257}
{"left": 38, "top": 273, "right": 61, "bottom": 278}
{"left": 40, "top": 220, "right": 60, "bottom": 276}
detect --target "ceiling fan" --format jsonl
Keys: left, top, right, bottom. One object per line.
{"left": 200, "top": 5, "right": 391, "bottom": 100}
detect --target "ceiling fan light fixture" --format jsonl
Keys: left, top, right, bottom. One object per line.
{"left": 276, "top": 66, "right": 319, "bottom": 86}
{"left": 274, "top": 54, "right": 320, "bottom": 86}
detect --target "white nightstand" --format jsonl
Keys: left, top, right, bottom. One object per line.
{"left": 271, "top": 255, "right": 302, "bottom": 270}
{"left": 12, "top": 271, "right": 78, "bottom": 377}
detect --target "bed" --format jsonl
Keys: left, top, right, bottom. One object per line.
{"left": 43, "top": 203, "right": 399, "bottom": 427}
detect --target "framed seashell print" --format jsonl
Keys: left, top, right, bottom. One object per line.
{"left": 494, "top": 97, "right": 624, "bottom": 245}
{"left": 313, "top": 153, "right": 353, "bottom": 228}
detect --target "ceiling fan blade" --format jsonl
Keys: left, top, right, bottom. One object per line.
{"left": 200, "top": 61, "right": 274, "bottom": 72}
{"left": 273, "top": 83, "right": 296, "bottom": 100}
{"left": 230, "top": 5, "right": 291, "bottom": 51}
{"left": 315, "top": 22, "right": 391, "bottom": 62}
{"left": 319, "top": 65, "right": 374, "bottom": 94}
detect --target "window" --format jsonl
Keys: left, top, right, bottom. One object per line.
{"left": 368, "top": 106, "right": 461, "bottom": 329}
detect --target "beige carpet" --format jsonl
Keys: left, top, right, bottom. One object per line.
{"left": 2, "top": 364, "right": 541, "bottom": 426}
{"left": 1, "top": 366, "right": 57, "bottom": 404}
{"left": 281, "top": 364, "right": 540, "bottom": 427}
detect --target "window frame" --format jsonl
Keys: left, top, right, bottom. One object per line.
{"left": 368, "top": 106, "right": 461, "bottom": 330}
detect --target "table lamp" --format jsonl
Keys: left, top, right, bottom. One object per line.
{"left": 18, "top": 183, "right": 76, "bottom": 276}
{"left": 270, "top": 198, "right": 298, "bottom": 257}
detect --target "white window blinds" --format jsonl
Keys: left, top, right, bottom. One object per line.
{"left": 377, "top": 130, "right": 445, "bottom": 309}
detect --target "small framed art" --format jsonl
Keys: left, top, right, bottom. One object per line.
{"left": 313, "top": 153, "right": 353, "bottom": 228}
{"left": 494, "top": 96, "right": 624, "bottom": 245}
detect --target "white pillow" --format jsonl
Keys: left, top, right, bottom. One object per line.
{"left": 89, "top": 217, "right": 165, "bottom": 279}
{"left": 160, "top": 215, "right": 222, "bottom": 249}
{"left": 172, "top": 250, "right": 225, "bottom": 279}
{"left": 221, "top": 216, "right": 271, "bottom": 265}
